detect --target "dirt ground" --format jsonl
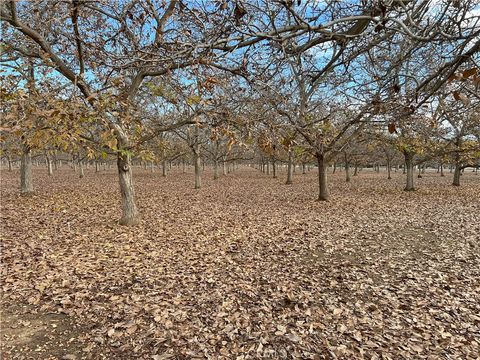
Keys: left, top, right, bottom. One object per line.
{"left": 1, "top": 166, "right": 479, "bottom": 359}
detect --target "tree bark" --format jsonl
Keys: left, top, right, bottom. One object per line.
{"left": 316, "top": 153, "right": 329, "bottom": 201}
{"left": 46, "top": 154, "right": 53, "bottom": 176}
{"left": 453, "top": 162, "right": 461, "bottom": 186}
{"left": 117, "top": 151, "right": 139, "bottom": 225}
{"left": 162, "top": 159, "right": 167, "bottom": 177}
{"left": 194, "top": 150, "right": 201, "bottom": 189}
{"left": 272, "top": 157, "right": 277, "bottom": 178}
{"left": 302, "top": 163, "right": 306, "bottom": 174}
{"left": 404, "top": 152, "right": 415, "bottom": 191}
{"left": 7, "top": 155, "right": 12, "bottom": 172}
{"left": 214, "top": 159, "right": 219, "bottom": 180}
{"left": 286, "top": 150, "right": 293, "bottom": 185}
{"left": 79, "top": 160, "right": 85, "bottom": 178}
{"left": 344, "top": 152, "right": 350, "bottom": 183}
{"left": 20, "top": 146, "right": 33, "bottom": 194}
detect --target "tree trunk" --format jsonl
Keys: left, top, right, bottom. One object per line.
{"left": 214, "top": 159, "right": 219, "bottom": 180}
{"left": 404, "top": 152, "right": 415, "bottom": 191}
{"left": 302, "top": 163, "right": 306, "bottom": 174}
{"left": 79, "top": 161, "right": 85, "bottom": 178}
{"left": 333, "top": 162, "right": 336, "bottom": 174}
{"left": 20, "top": 146, "right": 33, "bottom": 194}
{"left": 286, "top": 150, "right": 293, "bottom": 185}
{"left": 7, "top": 155, "right": 12, "bottom": 172}
{"left": 417, "top": 164, "right": 422, "bottom": 178}
{"left": 222, "top": 157, "right": 227, "bottom": 176}
{"left": 46, "top": 154, "right": 53, "bottom": 176}
{"left": 345, "top": 162, "right": 350, "bottom": 182}
{"left": 266, "top": 161, "right": 270, "bottom": 175}
{"left": 117, "top": 151, "right": 139, "bottom": 225}
{"left": 387, "top": 158, "right": 391, "bottom": 179}
{"left": 194, "top": 150, "right": 201, "bottom": 189}
{"left": 272, "top": 157, "right": 277, "bottom": 178}
{"left": 354, "top": 163, "right": 358, "bottom": 176}
{"left": 95, "top": 161, "right": 100, "bottom": 172}
{"left": 162, "top": 159, "right": 167, "bottom": 177}
{"left": 453, "top": 161, "right": 461, "bottom": 186}
{"left": 440, "top": 163, "right": 444, "bottom": 177}
{"left": 316, "top": 153, "right": 329, "bottom": 201}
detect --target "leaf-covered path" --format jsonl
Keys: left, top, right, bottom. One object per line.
{"left": 1, "top": 167, "right": 479, "bottom": 359}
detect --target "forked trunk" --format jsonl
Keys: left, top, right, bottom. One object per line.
{"left": 20, "top": 146, "right": 33, "bottom": 194}
{"left": 316, "top": 153, "right": 329, "bottom": 201}
{"left": 404, "top": 152, "right": 415, "bottom": 191}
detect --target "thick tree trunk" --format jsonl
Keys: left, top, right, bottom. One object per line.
{"left": 162, "top": 159, "right": 167, "bottom": 177}
{"left": 117, "top": 151, "right": 139, "bottom": 225}
{"left": 266, "top": 161, "right": 270, "bottom": 175}
{"left": 286, "top": 150, "right": 293, "bottom": 185}
{"left": 214, "top": 159, "right": 219, "bottom": 180}
{"left": 440, "top": 163, "right": 444, "bottom": 177}
{"left": 79, "top": 161, "right": 85, "bottom": 178}
{"left": 316, "top": 153, "right": 329, "bottom": 201}
{"left": 194, "top": 150, "right": 201, "bottom": 189}
{"left": 345, "top": 162, "right": 350, "bottom": 182}
{"left": 46, "top": 154, "right": 53, "bottom": 176}
{"left": 453, "top": 162, "right": 461, "bottom": 186}
{"left": 20, "top": 146, "right": 33, "bottom": 194}
{"left": 302, "top": 163, "right": 306, "bottom": 174}
{"left": 272, "top": 158, "right": 277, "bottom": 178}
{"left": 222, "top": 157, "right": 227, "bottom": 176}
{"left": 404, "top": 152, "right": 415, "bottom": 191}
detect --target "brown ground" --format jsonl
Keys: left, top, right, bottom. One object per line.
{"left": 1, "top": 166, "right": 479, "bottom": 359}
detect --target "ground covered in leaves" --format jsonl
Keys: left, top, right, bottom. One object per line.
{"left": 1, "top": 166, "right": 479, "bottom": 359}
